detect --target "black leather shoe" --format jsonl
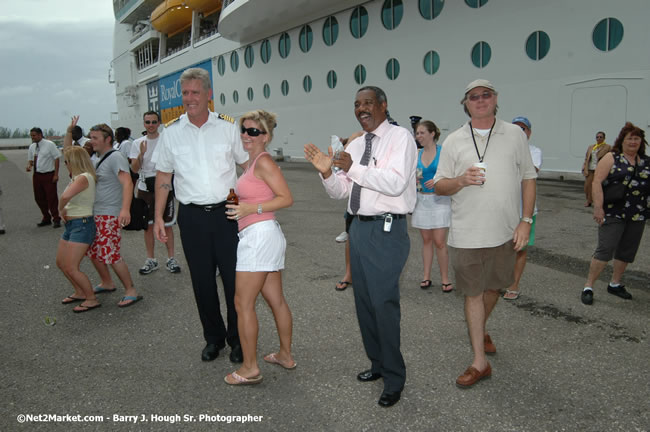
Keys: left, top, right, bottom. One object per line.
{"left": 357, "top": 369, "right": 382, "bottom": 382}
{"left": 607, "top": 284, "right": 632, "bottom": 300}
{"left": 378, "top": 390, "right": 401, "bottom": 407}
{"left": 52, "top": 221, "right": 61, "bottom": 228}
{"left": 201, "top": 343, "right": 221, "bottom": 361}
{"left": 229, "top": 345, "right": 243, "bottom": 363}
{"left": 581, "top": 289, "right": 593, "bottom": 305}
{"left": 37, "top": 220, "right": 52, "bottom": 227}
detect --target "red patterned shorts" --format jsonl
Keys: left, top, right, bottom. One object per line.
{"left": 87, "top": 215, "right": 122, "bottom": 264}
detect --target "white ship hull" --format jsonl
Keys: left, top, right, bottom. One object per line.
{"left": 111, "top": 0, "right": 650, "bottom": 174}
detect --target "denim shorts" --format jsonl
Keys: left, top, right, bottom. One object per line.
{"left": 61, "top": 217, "right": 96, "bottom": 245}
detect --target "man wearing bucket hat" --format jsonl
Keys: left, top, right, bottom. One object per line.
{"left": 433, "top": 79, "right": 537, "bottom": 388}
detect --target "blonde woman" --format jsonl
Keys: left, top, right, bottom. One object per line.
{"left": 57, "top": 146, "right": 99, "bottom": 313}
{"left": 224, "top": 110, "right": 294, "bottom": 385}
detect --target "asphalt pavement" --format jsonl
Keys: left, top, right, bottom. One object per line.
{"left": 1, "top": 148, "right": 648, "bottom": 432}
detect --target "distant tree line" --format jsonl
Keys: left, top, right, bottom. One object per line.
{"left": 0, "top": 127, "right": 62, "bottom": 138}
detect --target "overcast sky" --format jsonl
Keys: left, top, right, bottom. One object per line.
{"left": 0, "top": 0, "right": 116, "bottom": 134}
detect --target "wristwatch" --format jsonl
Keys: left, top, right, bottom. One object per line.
{"left": 257, "top": 204, "right": 263, "bottom": 215}
{"left": 521, "top": 217, "right": 533, "bottom": 225}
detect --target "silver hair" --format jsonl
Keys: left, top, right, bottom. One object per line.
{"left": 180, "top": 68, "right": 211, "bottom": 91}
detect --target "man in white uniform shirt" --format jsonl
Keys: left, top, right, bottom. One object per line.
{"left": 153, "top": 68, "right": 247, "bottom": 364}
{"left": 434, "top": 80, "right": 537, "bottom": 388}
{"left": 304, "top": 86, "right": 417, "bottom": 408}
{"left": 130, "top": 111, "right": 180, "bottom": 275}
{"left": 26, "top": 127, "right": 62, "bottom": 228}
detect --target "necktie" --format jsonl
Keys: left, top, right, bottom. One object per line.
{"left": 349, "top": 133, "right": 375, "bottom": 214}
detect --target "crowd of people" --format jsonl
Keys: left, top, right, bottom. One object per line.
{"left": 17, "top": 71, "right": 647, "bottom": 407}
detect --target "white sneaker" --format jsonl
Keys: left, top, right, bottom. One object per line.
{"left": 139, "top": 258, "right": 159, "bottom": 275}
{"left": 335, "top": 231, "right": 348, "bottom": 243}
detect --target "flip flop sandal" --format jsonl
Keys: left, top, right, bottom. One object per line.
{"left": 224, "top": 372, "right": 263, "bottom": 385}
{"left": 73, "top": 303, "right": 101, "bottom": 313}
{"left": 93, "top": 285, "right": 117, "bottom": 294}
{"left": 420, "top": 280, "right": 432, "bottom": 289}
{"left": 263, "top": 352, "right": 297, "bottom": 370}
{"left": 118, "top": 295, "right": 144, "bottom": 307}
{"left": 335, "top": 281, "right": 351, "bottom": 291}
{"left": 442, "top": 283, "right": 453, "bottom": 293}
{"left": 503, "top": 290, "right": 520, "bottom": 300}
{"left": 62, "top": 296, "right": 85, "bottom": 304}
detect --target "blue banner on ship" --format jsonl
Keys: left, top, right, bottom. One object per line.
{"left": 148, "top": 59, "right": 214, "bottom": 124}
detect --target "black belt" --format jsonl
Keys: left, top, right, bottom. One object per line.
{"left": 184, "top": 201, "right": 226, "bottom": 212}
{"left": 356, "top": 213, "right": 406, "bottom": 221}
{"left": 35, "top": 171, "right": 55, "bottom": 175}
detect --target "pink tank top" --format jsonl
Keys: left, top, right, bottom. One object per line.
{"left": 236, "top": 152, "right": 276, "bottom": 231}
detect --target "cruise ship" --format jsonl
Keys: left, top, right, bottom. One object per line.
{"left": 111, "top": 0, "right": 650, "bottom": 174}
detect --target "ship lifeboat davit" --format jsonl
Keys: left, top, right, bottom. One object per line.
{"left": 185, "top": 0, "right": 222, "bottom": 17}
{"left": 151, "top": 0, "right": 193, "bottom": 37}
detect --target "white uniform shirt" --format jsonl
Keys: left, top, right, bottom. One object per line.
{"left": 130, "top": 136, "right": 159, "bottom": 191}
{"left": 321, "top": 120, "right": 418, "bottom": 215}
{"left": 152, "top": 112, "right": 248, "bottom": 205}
{"left": 28, "top": 139, "right": 61, "bottom": 173}
{"left": 74, "top": 136, "right": 90, "bottom": 147}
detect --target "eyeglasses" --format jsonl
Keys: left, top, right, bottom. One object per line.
{"left": 241, "top": 126, "right": 267, "bottom": 137}
{"left": 468, "top": 91, "right": 494, "bottom": 102}
{"left": 144, "top": 120, "right": 159, "bottom": 125}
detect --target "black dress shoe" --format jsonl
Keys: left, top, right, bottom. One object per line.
{"left": 357, "top": 369, "right": 382, "bottom": 382}
{"left": 37, "top": 220, "right": 52, "bottom": 227}
{"left": 581, "top": 289, "right": 593, "bottom": 305}
{"left": 201, "top": 343, "right": 222, "bottom": 361}
{"left": 52, "top": 221, "right": 61, "bottom": 228}
{"left": 229, "top": 345, "right": 243, "bottom": 363}
{"left": 378, "top": 390, "right": 401, "bottom": 407}
{"left": 607, "top": 284, "right": 632, "bottom": 300}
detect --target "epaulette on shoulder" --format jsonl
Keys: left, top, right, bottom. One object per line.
{"left": 218, "top": 113, "right": 235, "bottom": 124}
{"left": 165, "top": 117, "right": 180, "bottom": 128}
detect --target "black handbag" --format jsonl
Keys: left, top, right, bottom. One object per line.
{"left": 123, "top": 196, "right": 148, "bottom": 231}
{"left": 602, "top": 182, "right": 626, "bottom": 205}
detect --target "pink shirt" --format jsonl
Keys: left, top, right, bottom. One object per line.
{"left": 321, "top": 120, "right": 418, "bottom": 215}
{"left": 236, "top": 152, "right": 275, "bottom": 231}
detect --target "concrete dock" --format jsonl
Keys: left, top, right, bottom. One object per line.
{"left": 1, "top": 148, "right": 648, "bottom": 431}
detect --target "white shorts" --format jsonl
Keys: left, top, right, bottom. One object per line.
{"left": 411, "top": 192, "right": 451, "bottom": 229}
{"left": 236, "top": 220, "right": 286, "bottom": 272}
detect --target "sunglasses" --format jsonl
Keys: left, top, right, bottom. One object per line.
{"left": 241, "top": 126, "right": 267, "bottom": 137}
{"left": 468, "top": 91, "right": 494, "bottom": 102}
{"left": 145, "top": 120, "right": 159, "bottom": 125}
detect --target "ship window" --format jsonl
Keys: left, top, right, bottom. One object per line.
{"left": 220, "top": 93, "right": 226, "bottom": 105}
{"left": 263, "top": 83, "right": 270, "bottom": 99}
{"left": 471, "top": 41, "right": 491, "bottom": 68}
{"left": 299, "top": 25, "right": 313, "bottom": 53}
{"left": 526, "top": 31, "right": 550, "bottom": 61}
{"left": 247, "top": 87, "right": 254, "bottom": 101}
{"left": 303, "top": 75, "right": 312, "bottom": 93}
{"left": 230, "top": 52, "right": 239, "bottom": 72}
{"left": 323, "top": 16, "right": 339, "bottom": 47}
{"left": 419, "top": 0, "right": 444, "bottom": 20}
{"left": 465, "top": 0, "right": 488, "bottom": 8}
{"left": 593, "top": 18, "right": 624, "bottom": 52}
{"left": 279, "top": 33, "right": 291, "bottom": 59}
{"left": 423, "top": 50, "right": 440, "bottom": 75}
{"left": 260, "top": 39, "right": 271, "bottom": 64}
{"left": 327, "top": 70, "right": 337, "bottom": 89}
{"left": 386, "top": 58, "right": 400, "bottom": 80}
{"left": 281, "top": 80, "right": 289, "bottom": 96}
{"left": 233, "top": 90, "right": 239, "bottom": 103}
{"left": 381, "top": 0, "right": 403, "bottom": 30}
{"left": 354, "top": 64, "right": 366, "bottom": 85}
{"left": 217, "top": 56, "right": 226, "bottom": 76}
{"left": 244, "top": 46, "right": 254, "bottom": 68}
{"left": 350, "top": 6, "right": 369, "bottom": 39}
{"left": 135, "top": 39, "right": 159, "bottom": 71}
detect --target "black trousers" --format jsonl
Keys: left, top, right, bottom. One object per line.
{"left": 349, "top": 217, "right": 409, "bottom": 393}
{"left": 177, "top": 203, "right": 239, "bottom": 347}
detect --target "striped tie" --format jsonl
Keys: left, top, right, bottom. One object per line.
{"left": 349, "top": 133, "right": 375, "bottom": 214}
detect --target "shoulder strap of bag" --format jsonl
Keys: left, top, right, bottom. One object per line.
{"left": 95, "top": 150, "right": 117, "bottom": 170}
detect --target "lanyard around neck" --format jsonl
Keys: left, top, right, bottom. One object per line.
{"left": 469, "top": 119, "right": 496, "bottom": 163}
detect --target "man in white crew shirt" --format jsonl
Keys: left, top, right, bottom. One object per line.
{"left": 26, "top": 127, "right": 62, "bottom": 228}
{"left": 129, "top": 111, "right": 180, "bottom": 275}
{"left": 434, "top": 79, "right": 537, "bottom": 388}
{"left": 152, "top": 67, "right": 248, "bottom": 364}
{"left": 304, "top": 86, "right": 417, "bottom": 408}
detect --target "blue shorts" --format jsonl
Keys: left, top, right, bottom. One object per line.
{"left": 61, "top": 217, "right": 96, "bottom": 245}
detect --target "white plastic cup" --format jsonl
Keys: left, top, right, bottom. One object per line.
{"left": 473, "top": 162, "right": 487, "bottom": 186}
